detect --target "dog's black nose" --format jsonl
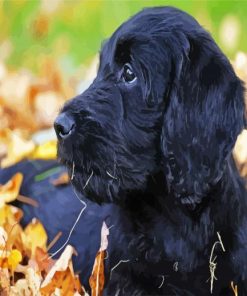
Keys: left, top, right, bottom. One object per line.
{"left": 54, "top": 113, "right": 75, "bottom": 140}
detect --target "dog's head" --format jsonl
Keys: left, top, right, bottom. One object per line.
{"left": 55, "top": 7, "right": 246, "bottom": 205}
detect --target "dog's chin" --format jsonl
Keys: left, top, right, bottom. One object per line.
{"left": 62, "top": 160, "right": 120, "bottom": 204}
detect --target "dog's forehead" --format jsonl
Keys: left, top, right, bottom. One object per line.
{"left": 114, "top": 6, "right": 199, "bottom": 37}
{"left": 100, "top": 6, "right": 199, "bottom": 68}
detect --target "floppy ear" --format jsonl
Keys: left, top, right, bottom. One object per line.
{"left": 161, "top": 31, "right": 246, "bottom": 207}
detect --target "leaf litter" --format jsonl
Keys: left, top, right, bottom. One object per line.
{"left": 0, "top": 173, "right": 108, "bottom": 295}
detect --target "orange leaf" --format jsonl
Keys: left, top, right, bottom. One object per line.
{"left": 0, "top": 173, "right": 23, "bottom": 204}
{"left": 51, "top": 172, "right": 70, "bottom": 186}
{"left": 89, "top": 222, "right": 109, "bottom": 296}
{"left": 89, "top": 251, "right": 105, "bottom": 296}
{"left": 40, "top": 268, "right": 80, "bottom": 296}
{"left": 41, "top": 245, "right": 74, "bottom": 288}
{"left": 40, "top": 245, "right": 84, "bottom": 295}
{"left": 35, "top": 247, "right": 55, "bottom": 274}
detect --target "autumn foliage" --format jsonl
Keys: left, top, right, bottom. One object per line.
{"left": 0, "top": 173, "right": 107, "bottom": 295}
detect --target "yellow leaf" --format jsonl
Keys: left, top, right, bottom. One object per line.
{"left": 0, "top": 173, "right": 23, "bottom": 204}
{"left": 31, "top": 140, "right": 57, "bottom": 160}
{"left": 8, "top": 249, "right": 22, "bottom": 271}
{"left": 23, "top": 218, "right": 48, "bottom": 257}
{"left": 0, "top": 130, "right": 35, "bottom": 168}
{"left": 0, "top": 205, "right": 23, "bottom": 226}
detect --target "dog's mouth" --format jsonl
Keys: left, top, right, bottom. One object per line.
{"left": 57, "top": 140, "right": 121, "bottom": 203}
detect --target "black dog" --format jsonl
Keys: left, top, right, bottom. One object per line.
{"left": 40, "top": 6, "right": 247, "bottom": 295}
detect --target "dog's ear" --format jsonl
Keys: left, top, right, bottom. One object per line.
{"left": 161, "top": 31, "right": 246, "bottom": 206}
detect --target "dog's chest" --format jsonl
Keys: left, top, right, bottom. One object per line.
{"left": 108, "top": 209, "right": 214, "bottom": 276}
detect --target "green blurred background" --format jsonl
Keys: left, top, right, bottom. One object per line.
{"left": 0, "top": 0, "right": 246, "bottom": 75}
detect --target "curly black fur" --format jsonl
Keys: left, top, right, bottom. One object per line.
{"left": 55, "top": 6, "right": 247, "bottom": 295}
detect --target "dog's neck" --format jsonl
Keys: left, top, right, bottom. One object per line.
{"left": 121, "top": 159, "right": 240, "bottom": 220}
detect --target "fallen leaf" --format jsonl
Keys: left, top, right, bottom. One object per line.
{"left": 231, "top": 281, "right": 238, "bottom": 296}
{"left": 51, "top": 172, "right": 70, "bottom": 186}
{"left": 0, "top": 205, "right": 23, "bottom": 226}
{"left": 0, "top": 173, "right": 23, "bottom": 205}
{"left": 41, "top": 268, "right": 80, "bottom": 296}
{"left": 31, "top": 140, "right": 57, "bottom": 160}
{"left": 0, "top": 268, "right": 10, "bottom": 296}
{"left": 35, "top": 247, "right": 55, "bottom": 274}
{"left": 40, "top": 245, "right": 83, "bottom": 295}
{"left": 7, "top": 249, "right": 22, "bottom": 271}
{"left": 89, "top": 222, "right": 109, "bottom": 296}
{"left": 23, "top": 218, "right": 48, "bottom": 257}
{"left": 0, "top": 130, "right": 35, "bottom": 168}
{"left": 41, "top": 245, "right": 74, "bottom": 288}
{"left": 9, "top": 267, "right": 42, "bottom": 296}
{"left": 0, "top": 226, "right": 8, "bottom": 247}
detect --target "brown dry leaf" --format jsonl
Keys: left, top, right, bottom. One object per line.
{"left": 51, "top": 172, "right": 70, "bottom": 186}
{"left": 89, "top": 222, "right": 109, "bottom": 296}
{"left": 40, "top": 245, "right": 83, "bottom": 295}
{"left": 40, "top": 267, "right": 82, "bottom": 296}
{"left": 9, "top": 267, "right": 42, "bottom": 296}
{"left": 0, "top": 172, "right": 23, "bottom": 204}
{"left": 89, "top": 251, "right": 105, "bottom": 296}
{"left": 231, "top": 281, "right": 238, "bottom": 296}
{"left": 0, "top": 268, "right": 10, "bottom": 296}
{"left": 23, "top": 218, "right": 48, "bottom": 258}
{"left": 35, "top": 247, "right": 55, "bottom": 274}
{"left": 0, "top": 226, "right": 8, "bottom": 247}
{"left": 41, "top": 245, "right": 74, "bottom": 288}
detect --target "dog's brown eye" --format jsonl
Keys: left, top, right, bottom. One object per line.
{"left": 122, "top": 64, "right": 136, "bottom": 83}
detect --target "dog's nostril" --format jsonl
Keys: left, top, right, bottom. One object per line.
{"left": 54, "top": 113, "right": 75, "bottom": 140}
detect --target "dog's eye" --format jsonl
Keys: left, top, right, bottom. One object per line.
{"left": 122, "top": 64, "right": 136, "bottom": 84}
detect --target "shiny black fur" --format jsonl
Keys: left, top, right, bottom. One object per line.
{"left": 55, "top": 6, "right": 247, "bottom": 295}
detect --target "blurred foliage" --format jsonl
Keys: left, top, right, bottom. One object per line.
{"left": 0, "top": 0, "right": 247, "bottom": 74}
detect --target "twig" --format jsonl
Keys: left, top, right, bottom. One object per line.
{"left": 231, "top": 281, "right": 238, "bottom": 296}
{"left": 49, "top": 192, "right": 87, "bottom": 259}
{"left": 71, "top": 162, "right": 75, "bottom": 180}
{"left": 173, "top": 261, "right": 178, "bottom": 272}
{"left": 83, "top": 171, "right": 94, "bottom": 189}
{"left": 106, "top": 171, "right": 118, "bottom": 180}
{"left": 104, "top": 250, "right": 109, "bottom": 260}
{"left": 208, "top": 232, "right": 225, "bottom": 294}
{"left": 47, "top": 231, "right": 63, "bottom": 251}
{"left": 17, "top": 194, "right": 39, "bottom": 207}
{"left": 158, "top": 275, "right": 165, "bottom": 289}
{"left": 110, "top": 259, "right": 130, "bottom": 280}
